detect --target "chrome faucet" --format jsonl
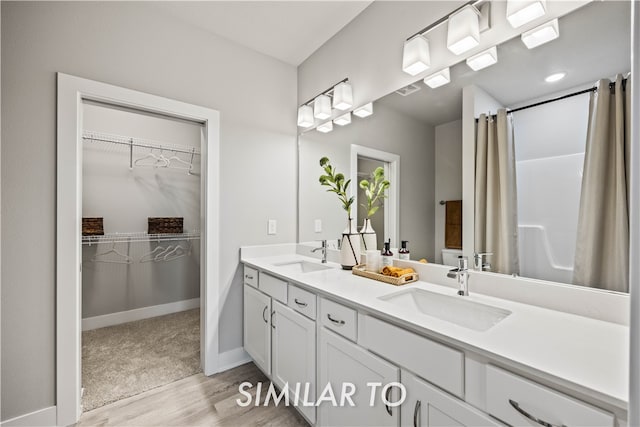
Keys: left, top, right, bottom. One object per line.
{"left": 311, "top": 240, "right": 328, "bottom": 263}
{"left": 447, "top": 256, "right": 469, "bottom": 296}
{"left": 473, "top": 252, "right": 493, "bottom": 271}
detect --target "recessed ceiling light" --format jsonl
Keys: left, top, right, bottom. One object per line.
{"left": 466, "top": 46, "right": 498, "bottom": 71}
{"left": 424, "top": 68, "right": 451, "bottom": 89}
{"left": 521, "top": 19, "right": 559, "bottom": 49}
{"left": 545, "top": 72, "right": 566, "bottom": 83}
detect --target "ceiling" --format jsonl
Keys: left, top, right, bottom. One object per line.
{"left": 378, "top": 0, "right": 631, "bottom": 126}
{"left": 155, "top": 1, "right": 372, "bottom": 66}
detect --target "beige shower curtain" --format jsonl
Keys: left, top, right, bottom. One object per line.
{"left": 475, "top": 109, "right": 519, "bottom": 275}
{"left": 573, "top": 75, "right": 630, "bottom": 292}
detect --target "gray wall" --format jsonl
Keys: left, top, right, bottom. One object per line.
{"left": 82, "top": 102, "right": 202, "bottom": 318}
{"left": 434, "top": 120, "right": 462, "bottom": 263}
{"left": 299, "top": 103, "right": 435, "bottom": 261}
{"left": 1, "top": 2, "right": 297, "bottom": 421}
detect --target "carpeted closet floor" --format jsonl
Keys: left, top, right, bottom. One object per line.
{"left": 82, "top": 308, "right": 201, "bottom": 411}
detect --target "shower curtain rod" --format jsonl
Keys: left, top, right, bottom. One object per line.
{"left": 476, "top": 78, "right": 627, "bottom": 121}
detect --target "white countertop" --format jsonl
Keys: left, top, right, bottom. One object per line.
{"left": 242, "top": 253, "right": 629, "bottom": 412}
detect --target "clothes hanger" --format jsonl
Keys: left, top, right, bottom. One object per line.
{"left": 91, "top": 242, "right": 133, "bottom": 264}
{"left": 154, "top": 245, "right": 175, "bottom": 262}
{"left": 166, "top": 151, "right": 194, "bottom": 173}
{"left": 163, "top": 244, "right": 187, "bottom": 262}
{"left": 139, "top": 245, "right": 168, "bottom": 263}
{"left": 134, "top": 148, "right": 169, "bottom": 168}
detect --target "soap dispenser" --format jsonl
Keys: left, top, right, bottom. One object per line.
{"left": 381, "top": 239, "right": 393, "bottom": 268}
{"left": 399, "top": 241, "right": 410, "bottom": 260}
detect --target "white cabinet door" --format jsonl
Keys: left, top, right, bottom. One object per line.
{"left": 243, "top": 284, "right": 271, "bottom": 375}
{"left": 272, "top": 301, "right": 316, "bottom": 424}
{"left": 318, "top": 328, "right": 400, "bottom": 427}
{"left": 401, "top": 370, "right": 503, "bottom": 427}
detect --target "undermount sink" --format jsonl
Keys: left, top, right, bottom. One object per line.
{"left": 379, "top": 288, "right": 511, "bottom": 332}
{"left": 273, "top": 259, "right": 334, "bottom": 274}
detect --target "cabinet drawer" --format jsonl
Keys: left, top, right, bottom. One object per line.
{"left": 486, "top": 365, "right": 614, "bottom": 427}
{"left": 320, "top": 298, "right": 357, "bottom": 341}
{"left": 259, "top": 273, "right": 288, "bottom": 303}
{"left": 358, "top": 314, "right": 464, "bottom": 398}
{"left": 243, "top": 265, "right": 258, "bottom": 288}
{"left": 288, "top": 285, "right": 317, "bottom": 320}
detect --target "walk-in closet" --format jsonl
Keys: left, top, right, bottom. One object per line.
{"left": 80, "top": 101, "right": 203, "bottom": 411}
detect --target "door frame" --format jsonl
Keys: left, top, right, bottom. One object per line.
{"left": 56, "top": 73, "right": 220, "bottom": 426}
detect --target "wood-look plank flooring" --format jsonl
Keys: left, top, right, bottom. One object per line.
{"left": 77, "top": 362, "right": 309, "bottom": 427}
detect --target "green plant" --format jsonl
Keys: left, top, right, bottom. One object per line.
{"left": 359, "top": 166, "right": 390, "bottom": 218}
{"left": 319, "top": 157, "right": 354, "bottom": 218}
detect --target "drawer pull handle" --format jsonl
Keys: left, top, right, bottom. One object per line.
{"left": 385, "top": 386, "right": 393, "bottom": 416}
{"left": 262, "top": 306, "right": 268, "bottom": 323}
{"left": 271, "top": 310, "right": 276, "bottom": 329}
{"left": 294, "top": 298, "right": 308, "bottom": 307}
{"left": 327, "top": 314, "right": 345, "bottom": 325}
{"left": 509, "top": 399, "right": 566, "bottom": 427}
{"left": 413, "top": 400, "right": 421, "bottom": 427}
{"left": 245, "top": 274, "right": 254, "bottom": 280}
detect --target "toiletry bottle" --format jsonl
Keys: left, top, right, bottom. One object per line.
{"left": 381, "top": 239, "right": 393, "bottom": 268}
{"left": 399, "top": 241, "right": 410, "bottom": 260}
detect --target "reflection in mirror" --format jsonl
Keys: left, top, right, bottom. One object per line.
{"left": 357, "top": 157, "right": 386, "bottom": 250}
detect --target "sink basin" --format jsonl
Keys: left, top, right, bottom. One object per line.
{"left": 379, "top": 288, "right": 511, "bottom": 332}
{"left": 273, "top": 260, "right": 334, "bottom": 274}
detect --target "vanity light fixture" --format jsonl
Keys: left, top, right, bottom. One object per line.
{"left": 506, "top": 0, "right": 546, "bottom": 28}
{"left": 313, "top": 95, "right": 332, "bottom": 120}
{"left": 316, "top": 121, "right": 333, "bottom": 133}
{"left": 447, "top": 5, "right": 481, "bottom": 55}
{"left": 545, "top": 72, "right": 566, "bottom": 83}
{"left": 521, "top": 19, "right": 559, "bottom": 49}
{"left": 402, "top": 35, "right": 431, "bottom": 76}
{"left": 297, "top": 105, "right": 314, "bottom": 128}
{"left": 332, "top": 82, "right": 353, "bottom": 110}
{"left": 424, "top": 68, "right": 451, "bottom": 89}
{"left": 333, "top": 112, "right": 352, "bottom": 126}
{"left": 466, "top": 46, "right": 498, "bottom": 71}
{"left": 353, "top": 102, "right": 373, "bottom": 118}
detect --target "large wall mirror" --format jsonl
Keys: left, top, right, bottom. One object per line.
{"left": 298, "top": 0, "right": 631, "bottom": 293}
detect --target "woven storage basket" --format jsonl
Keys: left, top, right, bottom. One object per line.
{"left": 148, "top": 217, "right": 184, "bottom": 234}
{"left": 82, "top": 218, "right": 104, "bottom": 236}
{"left": 351, "top": 264, "right": 418, "bottom": 286}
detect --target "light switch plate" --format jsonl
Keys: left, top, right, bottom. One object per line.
{"left": 314, "top": 219, "right": 322, "bottom": 233}
{"left": 267, "top": 219, "right": 277, "bottom": 235}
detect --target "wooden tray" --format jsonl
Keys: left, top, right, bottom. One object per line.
{"left": 148, "top": 217, "right": 184, "bottom": 234}
{"left": 351, "top": 264, "right": 418, "bottom": 286}
{"left": 82, "top": 217, "right": 104, "bottom": 236}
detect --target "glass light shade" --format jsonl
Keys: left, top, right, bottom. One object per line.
{"left": 317, "top": 121, "right": 333, "bottom": 133}
{"left": 334, "top": 112, "right": 351, "bottom": 126}
{"left": 506, "top": 0, "right": 546, "bottom": 28}
{"left": 353, "top": 102, "right": 373, "bottom": 118}
{"left": 466, "top": 46, "right": 498, "bottom": 71}
{"left": 297, "top": 105, "right": 314, "bottom": 128}
{"left": 521, "top": 19, "right": 559, "bottom": 49}
{"left": 424, "top": 68, "right": 451, "bottom": 89}
{"left": 313, "top": 95, "right": 332, "bottom": 120}
{"left": 332, "top": 82, "right": 353, "bottom": 110}
{"left": 447, "top": 5, "right": 480, "bottom": 55}
{"left": 402, "top": 35, "right": 430, "bottom": 76}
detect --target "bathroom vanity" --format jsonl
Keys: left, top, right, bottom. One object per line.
{"left": 241, "top": 244, "right": 628, "bottom": 427}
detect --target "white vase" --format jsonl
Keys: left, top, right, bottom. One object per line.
{"left": 340, "top": 218, "right": 361, "bottom": 270}
{"left": 360, "top": 218, "right": 377, "bottom": 252}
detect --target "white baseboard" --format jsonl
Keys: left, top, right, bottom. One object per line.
{"left": 0, "top": 406, "right": 56, "bottom": 427}
{"left": 82, "top": 298, "right": 200, "bottom": 331}
{"left": 218, "top": 347, "right": 252, "bottom": 372}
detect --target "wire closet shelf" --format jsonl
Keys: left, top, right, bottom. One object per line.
{"left": 82, "top": 231, "right": 201, "bottom": 246}
{"left": 82, "top": 130, "right": 201, "bottom": 156}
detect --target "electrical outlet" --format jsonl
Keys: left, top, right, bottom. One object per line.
{"left": 267, "top": 219, "right": 277, "bottom": 235}
{"left": 314, "top": 219, "right": 322, "bottom": 233}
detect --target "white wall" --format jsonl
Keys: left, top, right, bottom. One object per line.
{"left": 434, "top": 119, "right": 462, "bottom": 263}
{"left": 82, "top": 102, "right": 202, "bottom": 318}
{"left": 0, "top": 2, "right": 297, "bottom": 421}
{"left": 299, "top": 103, "right": 434, "bottom": 261}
